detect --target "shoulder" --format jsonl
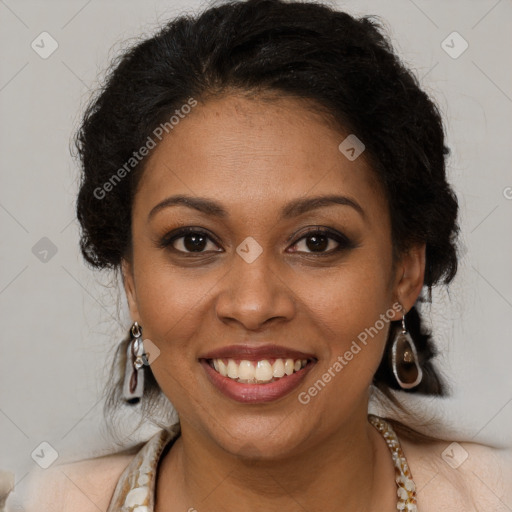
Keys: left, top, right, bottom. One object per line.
{"left": 21, "top": 451, "right": 137, "bottom": 512}
{"left": 399, "top": 436, "right": 512, "bottom": 511}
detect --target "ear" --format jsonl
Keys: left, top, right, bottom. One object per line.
{"left": 121, "top": 257, "right": 140, "bottom": 321}
{"left": 390, "top": 243, "right": 426, "bottom": 320}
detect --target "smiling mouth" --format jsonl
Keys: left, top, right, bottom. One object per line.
{"left": 205, "top": 357, "right": 314, "bottom": 384}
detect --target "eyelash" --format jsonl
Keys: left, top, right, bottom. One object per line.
{"left": 157, "top": 226, "right": 356, "bottom": 256}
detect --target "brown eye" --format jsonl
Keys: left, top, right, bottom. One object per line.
{"left": 175, "top": 232, "right": 210, "bottom": 252}
{"left": 158, "top": 228, "right": 221, "bottom": 254}
{"left": 296, "top": 233, "right": 333, "bottom": 252}
{"left": 289, "top": 228, "right": 355, "bottom": 255}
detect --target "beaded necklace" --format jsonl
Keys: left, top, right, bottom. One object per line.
{"left": 368, "top": 414, "right": 418, "bottom": 511}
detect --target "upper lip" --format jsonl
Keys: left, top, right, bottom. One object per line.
{"left": 200, "top": 344, "right": 316, "bottom": 361}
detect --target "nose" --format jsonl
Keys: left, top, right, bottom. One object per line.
{"left": 215, "top": 249, "right": 296, "bottom": 331}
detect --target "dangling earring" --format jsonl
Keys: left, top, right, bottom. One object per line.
{"left": 122, "top": 321, "right": 145, "bottom": 404}
{"left": 391, "top": 305, "right": 423, "bottom": 389}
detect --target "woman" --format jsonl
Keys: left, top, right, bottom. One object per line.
{"left": 23, "top": 0, "right": 512, "bottom": 510}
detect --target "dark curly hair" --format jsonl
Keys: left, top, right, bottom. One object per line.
{"left": 74, "top": 0, "right": 460, "bottom": 440}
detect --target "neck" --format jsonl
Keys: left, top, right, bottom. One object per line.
{"left": 155, "top": 410, "right": 397, "bottom": 512}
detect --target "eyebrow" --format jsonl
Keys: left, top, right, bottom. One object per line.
{"left": 148, "top": 194, "right": 366, "bottom": 221}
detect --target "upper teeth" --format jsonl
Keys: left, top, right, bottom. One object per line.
{"left": 211, "top": 358, "right": 308, "bottom": 383}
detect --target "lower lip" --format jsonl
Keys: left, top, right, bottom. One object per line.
{"left": 200, "top": 359, "right": 315, "bottom": 403}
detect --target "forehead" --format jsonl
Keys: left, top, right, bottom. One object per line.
{"left": 134, "top": 94, "right": 385, "bottom": 220}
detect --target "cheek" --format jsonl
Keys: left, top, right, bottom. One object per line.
{"left": 132, "top": 264, "right": 209, "bottom": 405}
{"left": 300, "top": 251, "right": 393, "bottom": 384}
{"left": 132, "top": 256, "right": 211, "bottom": 358}
{"left": 306, "top": 249, "right": 392, "bottom": 329}
{"left": 311, "top": 282, "right": 390, "bottom": 371}
{"left": 298, "top": 275, "right": 393, "bottom": 415}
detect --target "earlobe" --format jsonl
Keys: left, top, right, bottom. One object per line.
{"left": 392, "top": 243, "right": 426, "bottom": 319}
{"left": 121, "top": 258, "right": 139, "bottom": 320}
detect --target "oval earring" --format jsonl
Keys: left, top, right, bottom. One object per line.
{"left": 122, "top": 321, "right": 145, "bottom": 404}
{"left": 391, "top": 306, "right": 423, "bottom": 389}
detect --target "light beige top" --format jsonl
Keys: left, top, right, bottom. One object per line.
{"left": 106, "top": 423, "right": 181, "bottom": 512}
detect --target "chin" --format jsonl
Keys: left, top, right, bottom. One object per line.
{"left": 206, "top": 413, "right": 314, "bottom": 461}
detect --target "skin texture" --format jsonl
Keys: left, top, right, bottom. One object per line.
{"left": 122, "top": 95, "right": 426, "bottom": 511}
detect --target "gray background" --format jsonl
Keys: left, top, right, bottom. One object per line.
{"left": 1, "top": 0, "right": 511, "bottom": 506}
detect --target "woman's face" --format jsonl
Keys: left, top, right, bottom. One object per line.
{"left": 122, "top": 94, "right": 425, "bottom": 458}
